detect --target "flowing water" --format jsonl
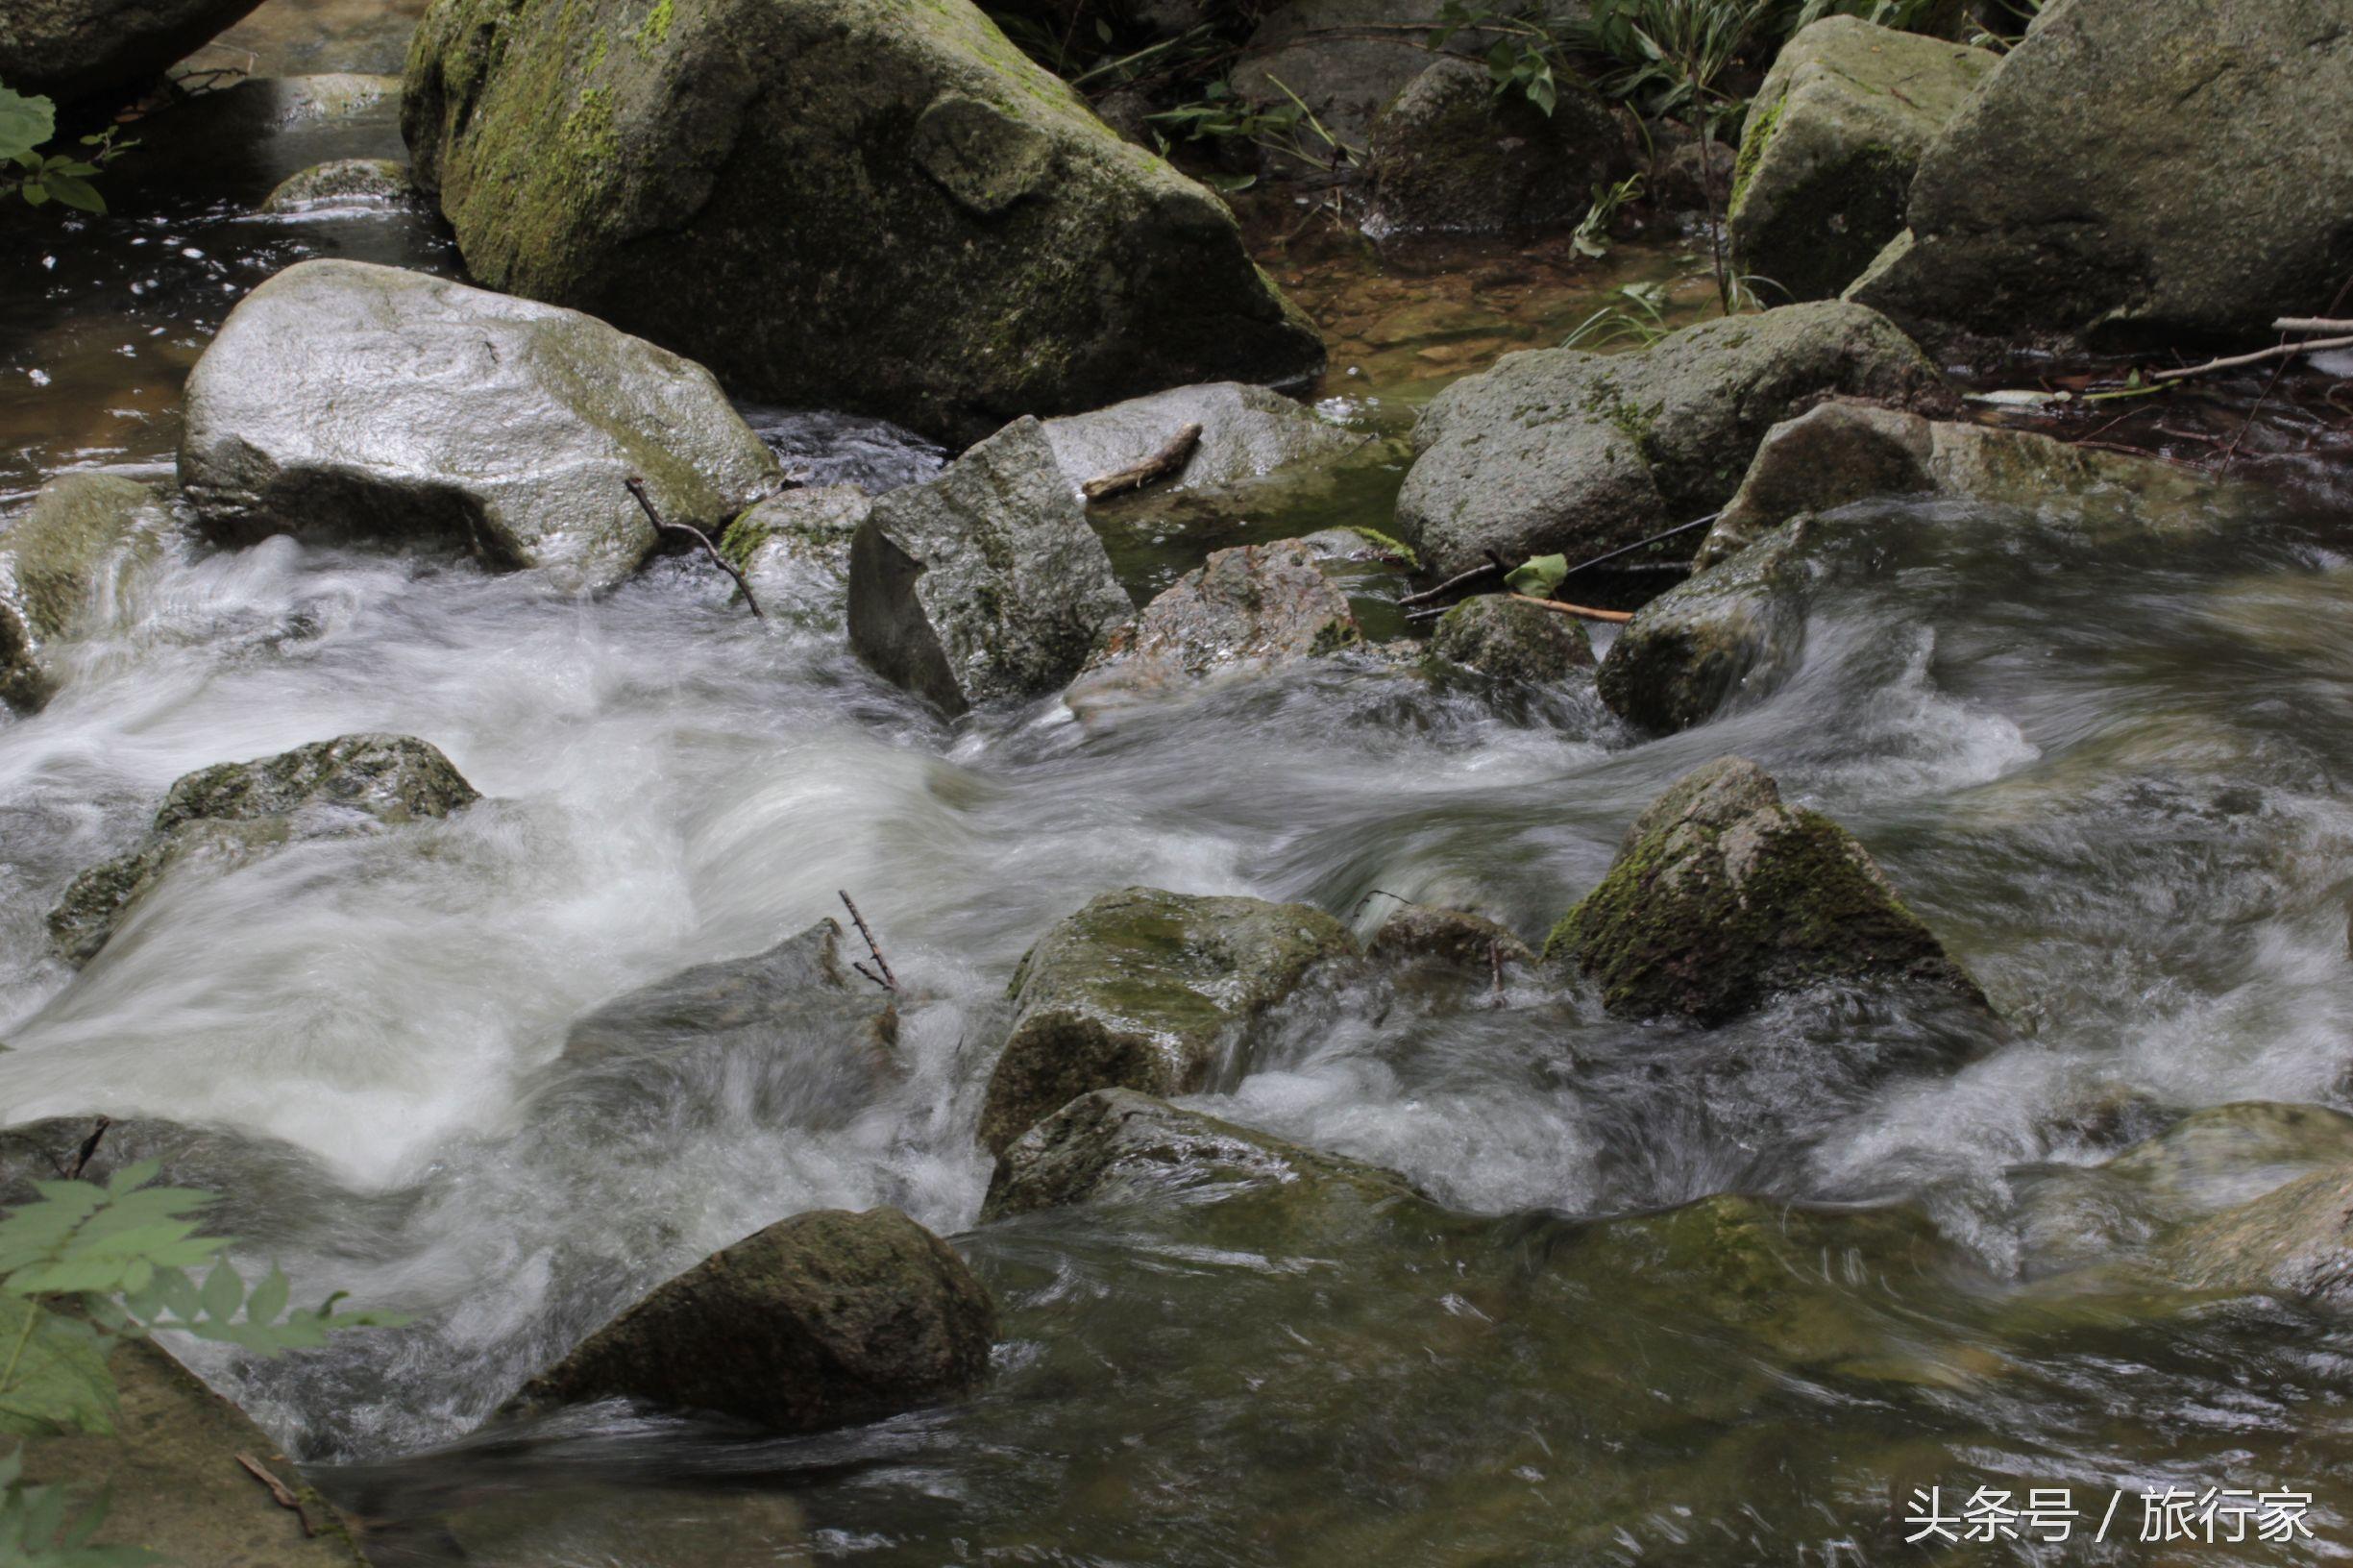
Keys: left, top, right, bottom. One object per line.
{"left": 8, "top": 10, "right": 2353, "bottom": 1565}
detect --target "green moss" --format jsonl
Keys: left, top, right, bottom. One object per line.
{"left": 1344, "top": 526, "right": 1418, "bottom": 569}
{"left": 633, "top": 0, "right": 673, "bottom": 52}
{"left": 1728, "top": 93, "right": 1784, "bottom": 214}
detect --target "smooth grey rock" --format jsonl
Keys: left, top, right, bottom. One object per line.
{"left": 2158, "top": 1163, "right": 2353, "bottom": 1309}
{"left": 1394, "top": 301, "right": 1948, "bottom": 576}
{"left": 846, "top": 418, "right": 1133, "bottom": 715}
{"left": 0, "top": 0, "right": 267, "bottom": 105}
{"left": 260, "top": 157, "right": 414, "bottom": 212}
{"left": 1365, "top": 56, "right": 1623, "bottom": 235}
{"left": 1426, "top": 593, "right": 1592, "bottom": 683}
{"left": 0, "top": 472, "right": 180, "bottom": 711}
{"left": 1597, "top": 520, "right": 1812, "bottom": 734}
{"left": 179, "top": 260, "right": 780, "bottom": 594}
{"left": 1040, "top": 382, "right": 1357, "bottom": 498}
{"left": 717, "top": 485, "right": 873, "bottom": 631}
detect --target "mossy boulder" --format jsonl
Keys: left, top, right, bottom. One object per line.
{"left": 0, "top": 471, "right": 181, "bottom": 711}
{"left": 0, "top": 0, "right": 268, "bottom": 106}
{"left": 48, "top": 733, "right": 479, "bottom": 967}
{"left": 977, "top": 886, "right": 1360, "bottom": 1153}
{"left": 1547, "top": 756, "right": 1983, "bottom": 1023}
{"left": 180, "top": 260, "right": 779, "bottom": 594}
{"left": 400, "top": 0, "right": 1324, "bottom": 445}
{"left": 503, "top": 1207, "right": 996, "bottom": 1432}
{"left": 717, "top": 485, "right": 873, "bottom": 631}
{"left": 1726, "top": 18, "right": 1996, "bottom": 303}
{"left": 1846, "top": 0, "right": 2353, "bottom": 353}
{"left": 1364, "top": 56, "right": 1623, "bottom": 236}
{"left": 846, "top": 417, "right": 1134, "bottom": 714}
{"left": 1596, "top": 518, "right": 1812, "bottom": 734}
{"left": 1426, "top": 593, "right": 1593, "bottom": 684}
{"left": 1394, "top": 301, "right": 1948, "bottom": 576}
{"left": 260, "top": 156, "right": 415, "bottom": 212}
{"left": 1040, "top": 381, "right": 1357, "bottom": 497}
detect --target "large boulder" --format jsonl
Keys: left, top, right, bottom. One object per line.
{"left": 977, "top": 886, "right": 1359, "bottom": 1154}
{"left": 717, "top": 485, "right": 874, "bottom": 631}
{"left": 48, "top": 733, "right": 479, "bottom": 967}
{"left": 504, "top": 1208, "right": 995, "bottom": 1432}
{"left": 1726, "top": 18, "right": 1996, "bottom": 304}
{"left": 1546, "top": 756, "right": 1984, "bottom": 1023}
{"left": 1364, "top": 56, "right": 1624, "bottom": 236}
{"left": 1040, "top": 382, "right": 1358, "bottom": 498}
{"left": 1426, "top": 593, "right": 1593, "bottom": 684}
{"left": 1595, "top": 519, "right": 1813, "bottom": 734}
{"left": 0, "top": 0, "right": 266, "bottom": 106}
{"left": 1394, "top": 302, "right": 1948, "bottom": 576}
{"left": 1846, "top": 0, "right": 2353, "bottom": 352}
{"left": 0, "top": 472, "right": 180, "bottom": 711}
{"left": 847, "top": 418, "right": 1134, "bottom": 714}
{"left": 179, "top": 260, "right": 780, "bottom": 595}
{"left": 400, "top": 0, "right": 1325, "bottom": 446}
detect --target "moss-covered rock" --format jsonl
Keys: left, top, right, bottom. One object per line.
{"left": 1394, "top": 301, "right": 1949, "bottom": 576}
{"left": 0, "top": 0, "right": 268, "bottom": 106}
{"left": 1547, "top": 756, "right": 1984, "bottom": 1023}
{"left": 400, "top": 0, "right": 1324, "bottom": 445}
{"left": 717, "top": 485, "right": 873, "bottom": 631}
{"left": 1364, "top": 56, "right": 1623, "bottom": 236}
{"left": 1426, "top": 593, "right": 1592, "bottom": 684}
{"left": 48, "top": 733, "right": 479, "bottom": 967}
{"left": 1726, "top": 18, "right": 1996, "bottom": 303}
{"left": 0, "top": 471, "right": 181, "bottom": 711}
{"left": 259, "top": 156, "right": 416, "bottom": 212}
{"left": 1040, "top": 381, "right": 1358, "bottom": 497}
{"left": 1595, "top": 519, "right": 1812, "bottom": 734}
{"left": 977, "top": 886, "right": 1360, "bottom": 1153}
{"left": 846, "top": 417, "right": 1134, "bottom": 714}
{"left": 503, "top": 1207, "right": 995, "bottom": 1431}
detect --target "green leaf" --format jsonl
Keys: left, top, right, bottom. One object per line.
{"left": 245, "top": 1268, "right": 289, "bottom": 1328}
{"left": 196, "top": 1260, "right": 241, "bottom": 1324}
{"left": 0, "top": 87, "right": 54, "bottom": 166}
{"left": 1503, "top": 553, "right": 1569, "bottom": 597}
{"left": 37, "top": 171, "right": 97, "bottom": 211}
{"left": 0, "top": 1298, "right": 116, "bottom": 1439}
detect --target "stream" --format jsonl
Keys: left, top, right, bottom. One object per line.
{"left": 6, "top": 2, "right": 2353, "bottom": 1563}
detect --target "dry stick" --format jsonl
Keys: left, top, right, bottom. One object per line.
{"left": 235, "top": 1454, "right": 315, "bottom": 1537}
{"left": 837, "top": 892, "right": 897, "bottom": 993}
{"left": 1397, "top": 560, "right": 1502, "bottom": 608}
{"left": 2147, "top": 334, "right": 2353, "bottom": 382}
{"left": 61, "top": 1116, "right": 111, "bottom": 1181}
{"left": 1507, "top": 592, "right": 1632, "bottom": 625}
{"left": 2272, "top": 318, "right": 2353, "bottom": 333}
{"left": 623, "top": 477, "right": 766, "bottom": 621}
{"left": 1083, "top": 425, "right": 1202, "bottom": 502}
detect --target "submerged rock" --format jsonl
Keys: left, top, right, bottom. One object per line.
{"left": 977, "top": 886, "right": 1359, "bottom": 1154}
{"left": 0, "top": 1115, "right": 375, "bottom": 1250}
{"left": 1426, "top": 593, "right": 1593, "bottom": 684}
{"left": 0, "top": 0, "right": 267, "bottom": 106}
{"left": 48, "top": 733, "right": 479, "bottom": 967}
{"left": 1066, "top": 539, "right": 1359, "bottom": 712}
{"left": 2157, "top": 1164, "right": 2353, "bottom": 1309}
{"left": 1847, "top": 0, "right": 2353, "bottom": 352}
{"left": 1546, "top": 756, "right": 1983, "bottom": 1023}
{"left": 1727, "top": 18, "right": 1996, "bottom": 303}
{"left": 847, "top": 418, "right": 1133, "bottom": 714}
{"left": 1040, "top": 382, "right": 1358, "bottom": 498}
{"left": 260, "top": 157, "right": 415, "bottom": 212}
{"left": 2107, "top": 1103, "right": 2353, "bottom": 1215}
{"left": 401, "top": 0, "right": 1324, "bottom": 445}
{"left": 179, "top": 259, "right": 781, "bottom": 594}
{"left": 1394, "top": 302, "right": 1947, "bottom": 576}
{"left": 504, "top": 1208, "right": 995, "bottom": 1432}
{"left": 1367, "top": 902, "right": 1534, "bottom": 972}
{"left": 1365, "top": 56, "right": 1623, "bottom": 235}
{"left": 1596, "top": 519, "right": 1812, "bottom": 734}
{"left": 718, "top": 485, "right": 873, "bottom": 631}
{"left": 982, "top": 1088, "right": 1422, "bottom": 1220}
{"left": 0, "top": 472, "right": 181, "bottom": 711}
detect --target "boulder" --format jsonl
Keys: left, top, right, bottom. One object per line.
{"left": 977, "top": 886, "right": 1359, "bottom": 1154}
{"left": 0, "top": 0, "right": 267, "bottom": 106}
{"left": 1394, "top": 301, "right": 1948, "bottom": 576}
{"left": 1367, "top": 902, "right": 1533, "bottom": 970}
{"left": 1596, "top": 519, "right": 1812, "bottom": 734}
{"left": 0, "top": 472, "right": 180, "bottom": 711}
{"left": 401, "top": 0, "right": 1324, "bottom": 446}
{"left": 846, "top": 418, "right": 1134, "bottom": 714}
{"left": 2158, "top": 1164, "right": 2353, "bottom": 1309}
{"left": 1726, "top": 18, "right": 1996, "bottom": 303}
{"left": 0, "top": 1115, "right": 372, "bottom": 1251}
{"left": 260, "top": 157, "right": 415, "bottom": 213}
{"left": 48, "top": 733, "right": 479, "bottom": 967}
{"left": 179, "top": 260, "right": 779, "bottom": 595}
{"left": 1065, "top": 538, "right": 1359, "bottom": 712}
{"left": 1846, "top": 0, "right": 2353, "bottom": 352}
{"left": 981, "top": 1088, "right": 1422, "bottom": 1220}
{"left": 1425, "top": 593, "right": 1592, "bottom": 683}
{"left": 1040, "top": 382, "right": 1358, "bottom": 498}
{"left": 717, "top": 486, "right": 873, "bottom": 631}
{"left": 1546, "top": 756, "right": 1983, "bottom": 1023}
{"left": 1364, "top": 56, "right": 1623, "bottom": 236}
{"left": 503, "top": 1208, "right": 995, "bottom": 1432}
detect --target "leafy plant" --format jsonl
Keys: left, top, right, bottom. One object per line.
{"left": 1572, "top": 172, "right": 1645, "bottom": 257}
{"left": 1504, "top": 553, "right": 1571, "bottom": 596}
{"left": 1430, "top": 1, "right": 1582, "bottom": 116}
{"left": 0, "top": 82, "right": 133, "bottom": 213}
{"left": 1562, "top": 282, "right": 1675, "bottom": 349}
{"left": 1149, "top": 73, "right": 1359, "bottom": 177}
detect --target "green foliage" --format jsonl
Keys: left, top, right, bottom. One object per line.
{"left": 1562, "top": 282, "right": 1675, "bottom": 350}
{"left": 1572, "top": 172, "right": 1644, "bottom": 257}
{"left": 0, "top": 1451, "right": 149, "bottom": 1568}
{"left": 0, "top": 87, "right": 56, "bottom": 164}
{"left": 1149, "top": 74, "right": 1358, "bottom": 176}
{"left": 0, "top": 83, "right": 134, "bottom": 214}
{"left": 1504, "top": 553, "right": 1570, "bottom": 596}
{"left": 1430, "top": 2, "right": 1577, "bottom": 116}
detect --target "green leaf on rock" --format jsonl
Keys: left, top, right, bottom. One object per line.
{"left": 1504, "top": 553, "right": 1568, "bottom": 597}
{"left": 0, "top": 86, "right": 55, "bottom": 165}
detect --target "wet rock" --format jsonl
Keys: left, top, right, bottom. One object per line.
{"left": 402, "top": 0, "right": 1324, "bottom": 446}
{"left": 1726, "top": 18, "right": 1996, "bottom": 304}
{"left": 1846, "top": 0, "right": 2353, "bottom": 353}
{"left": 0, "top": 0, "right": 268, "bottom": 106}
{"left": 2157, "top": 1163, "right": 2353, "bottom": 1309}
{"left": 48, "top": 733, "right": 479, "bottom": 967}
{"left": 977, "top": 886, "right": 1360, "bottom": 1154}
{"left": 2106, "top": 1103, "right": 2353, "bottom": 1216}
{"left": 1649, "top": 130, "right": 1736, "bottom": 213}
{"left": 1368, "top": 902, "right": 1533, "bottom": 970}
{"left": 1364, "top": 56, "right": 1623, "bottom": 236}
{"left": 1040, "top": 382, "right": 1358, "bottom": 498}
{"left": 717, "top": 485, "right": 873, "bottom": 631}
{"left": 0, "top": 472, "right": 181, "bottom": 711}
{"left": 503, "top": 1207, "right": 995, "bottom": 1432}
{"left": 981, "top": 1088, "right": 1422, "bottom": 1220}
{"left": 180, "top": 259, "right": 780, "bottom": 595}
{"left": 1426, "top": 593, "right": 1592, "bottom": 683}
{"left": 846, "top": 418, "right": 1133, "bottom": 715}
{"left": 1066, "top": 539, "right": 1359, "bottom": 713}
{"left": 1394, "top": 301, "right": 1948, "bottom": 576}
{"left": 1546, "top": 756, "right": 1984, "bottom": 1023}
{"left": 1596, "top": 519, "right": 1812, "bottom": 734}
{"left": 1695, "top": 400, "right": 2225, "bottom": 570}
{"left": 260, "top": 156, "right": 414, "bottom": 212}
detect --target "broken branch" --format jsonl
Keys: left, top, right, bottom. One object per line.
{"left": 2272, "top": 317, "right": 2353, "bottom": 334}
{"left": 1083, "top": 424, "right": 1202, "bottom": 502}
{"left": 235, "top": 1453, "right": 315, "bottom": 1537}
{"left": 1506, "top": 593, "right": 1632, "bottom": 625}
{"left": 2148, "top": 334, "right": 2353, "bottom": 382}
{"left": 838, "top": 891, "right": 898, "bottom": 993}
{"left": 624, "top": 477, "right": 766, "bottom": 621}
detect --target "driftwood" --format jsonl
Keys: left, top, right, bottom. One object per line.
{"left": 838, "top": 891, "right": 898, "bottom": 994}
{"left": 623, "top": 477, "right": 766, "bottom": 621}
{"left": 235, "top": 1454, "right": 315, "bottom": 1537}
{"left": 2149, "top": 334, "right": 2353, "bottom": 382}
{"left": 1507, "top": 593, "right": 1632, "bottom": 625}
{"left": 2273, "top": 317, "right": 2353, "bottom": 334}
{"left": 1083, "top": 424, "right": 1202, "bottom": 502}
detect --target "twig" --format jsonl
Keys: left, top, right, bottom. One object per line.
{"left": 235, "top": 1453, "right": 315, "bottom": 1537}
{"left": 61, "top": 1117, "right": 111, "bottom": 1180}
{"left": 837, "top": 892, "right": 897, "bottom": 993}
{"left": 1083, "top": 425, "right": 1202, "bottom": 502}
{"left": 1487, "top": 939, "right": 1505, "bottom": 1010}
{"left": 1397, "top": 515, "right": 1719, "bottom": 610}
{"left": 2272, "top": 318, "right": 2353, "bottom": 334}
{"left": 1350, "top": 888, "right": 1412, "bottom": 918}
{"left": 623, "top": 477, "right": 766, "bottom": 621}
{"left": 1397, "top": 560, "right": 1501, "bottom": 608}
{"left": 1507, "top": 593, "right": 1632, "bottom": 625}
{"left": 2146, "top": 334, "right": 2353, "bottom": 382}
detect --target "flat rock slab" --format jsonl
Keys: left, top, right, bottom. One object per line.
{"left": 1041, "top": 382, "right": 1358, "bottom": 498}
